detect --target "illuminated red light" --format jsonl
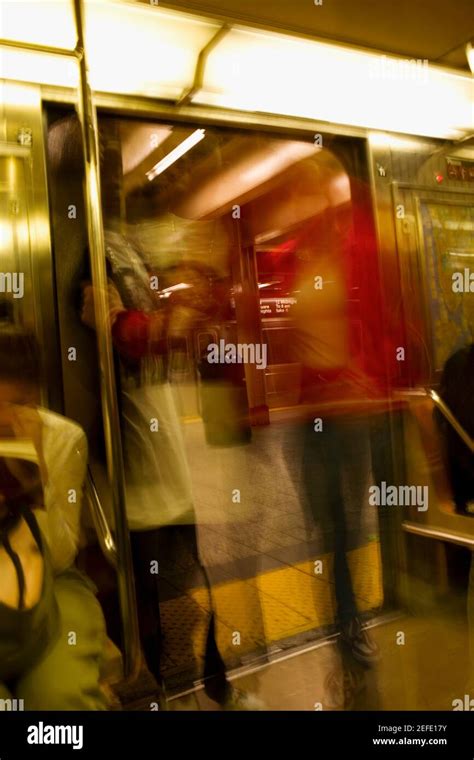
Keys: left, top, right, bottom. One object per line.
{"left": 435, "top": 173, "right": 444, "bottom": 183}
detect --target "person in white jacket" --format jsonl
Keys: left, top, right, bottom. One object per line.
{"left": 0, "top": 323, "right": 106, "bottom": 710}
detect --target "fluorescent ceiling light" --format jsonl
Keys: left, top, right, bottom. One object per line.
{"left": 0, "top": 0, "right": 76, "bottom": 50}
{"left": 467, "top": 42, "right": 474, "bottom": 75}
{"left": 0, "top": 0, "right": 220, "bottom": 95}
{"left": 85, "top": 2, "right": 220, "bottom": 98}
{"left": 0, "top": 48, "right": 79, "bottom": 88}
{"left": 368, "top": 133, "right": 433, "bottom": 151}
{"left": 255, "top": 230, "right": 285, "bottom": 244}
{"left": 195, "top": 26, "right": 474, "bottom": 140}
{"left": 160, "top": 283, "right": 193, "bottom": 292}
{"left": 0, "top": 1, "right": 471, "bottom": 140}
{"left": 146, "top": 129, "right": 206, "bottom": 181}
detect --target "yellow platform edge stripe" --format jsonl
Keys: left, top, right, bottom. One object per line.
{"left": 161, "top": 541, "right": 382, "bottom": 667}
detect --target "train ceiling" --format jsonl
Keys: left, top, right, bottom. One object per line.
{"left": 153, "top": 0, "right": 474, "bottom": 71}
{"left": 1, "top": 1, "right": 472, "bottom": 140}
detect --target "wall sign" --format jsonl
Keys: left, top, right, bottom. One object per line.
{"left": 446, "top": 158, "right": 474, "bottom": 182}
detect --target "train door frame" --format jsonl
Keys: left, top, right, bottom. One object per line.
{"left": 63, "top": 97, "right": 407, "bottom": 621}
{"left": 0, "top": 81, "right": 63, "bottom": 411}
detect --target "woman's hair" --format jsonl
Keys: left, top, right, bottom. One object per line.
{"left": 0, "top": 458, "right": 43, "bottom": 510}
{"left": 47, "top": 113, "right": 85, "bottom": 175}
{"left": 0, "top": 323, "right": 41, "bottom": 385}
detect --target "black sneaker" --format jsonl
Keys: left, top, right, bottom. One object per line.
{"left": 340, "top": 617, "right": 380, "bottom": 665}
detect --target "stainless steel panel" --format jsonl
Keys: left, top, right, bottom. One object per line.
{"left": 0, "top": 81, "right": 62, "bottom": 410}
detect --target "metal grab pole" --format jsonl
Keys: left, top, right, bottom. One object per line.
{"left": 86, "top": 467, "right": 117, "bottom": 567}
{"left": 429, "top": 389, "right": 474, "bottom": 453}
{"left": 72, "top": 0, "right": 141, "bottom": 680}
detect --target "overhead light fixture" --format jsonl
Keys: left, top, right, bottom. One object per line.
{"left": 0, "top": 1, "right": 471, "bottom": 140}
{"left": 195, "top": 27, "right": 474, "bottom": 140}
{"left": 368, "top": 132, "right": 431, "bottom": 151}
{"left": 255, "top": 230, "right": 284, "bottom": 244}
{"left": 146, "top": 129, "right": 206, "bottom": 181}
{"left": 160, "top": 283, "right": 193, "bottom": 293}
{"left": 467, "top": 42, "right": 474, "bottom": 74}
{"left": 0, "top": 1, "right": 220, "bottom": 95}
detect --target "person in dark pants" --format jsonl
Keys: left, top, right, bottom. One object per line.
{"left": 130, "top": 525, "right": 227, "bottom": 704}
{"left": 435, "top": 343, "right": 474, "bottom": 514}
{"left": 288, "top": 197, "right": 381, "bottom": 669}
{"left": 81, "top": 234, "right": 262, "bottom": 710}
{"left": 436, "top": 343, "right": 474, "bottom": 697}
{"left": 298, "top": 382, "right": 380, "bottom": 666}
{"left": 46, "top": 111, "right": 261, "bottom": 710}
{"left": 302, "top": 412, "right": 372, "bottom": 633}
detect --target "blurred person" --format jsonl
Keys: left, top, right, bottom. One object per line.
{"left": 164, "top": 262, "right": 252, "bottom": 448}
{"left": 434, "top": 343, "right": 474, "bottom": 701}
{"left": 81, "top": 237, "right": 263, "bottom": 710}
{"left": 47, "top": 110, "right": 263, "bottom": 709}
{"left": 182, "top": 266, "right": 269, "bottom": 670}
{"left": 0, "top": 324, "right": 106, "bottom": 711}
{"left": 435, "top": 342, "right": 474, "bottom": 515}
{"left": 288, "top": 197, "right": 381, "bottom": 671}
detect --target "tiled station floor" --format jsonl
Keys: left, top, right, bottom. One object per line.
{"left": 159, "top": 412, "right": 382, "bottom": 685}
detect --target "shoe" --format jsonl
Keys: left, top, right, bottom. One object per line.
{"left": 324, "top": 667, "right": 365, "bottom": 710}
{"left": 340, "top": 617, "right": 380, "bottom": 666}
{"left": 221, "top": 686, "right": 266, "bottom": 711}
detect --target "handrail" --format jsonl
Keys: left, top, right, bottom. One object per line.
{"left": 397, "top": 387, "right": 474, "bottom": 453}
{"left": 403, "top": 520, "right": 474, "bottom": 549}
{"left": 177, "top": 24, "right": 231, "bottom": 106}
{"left": 0, "top": 38, "right": 79, "bottom": 59}
{"left": 428, "top": 389, "right": 474, "bottom": 454}
{"left": 399, "top": 388, "right": 474, "bottom": 547}
{"left": 72, "top": 0, "right": 141, "bottom": 680}
{"left": 85, "top": 468, "right": 117, "bottom": 567}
